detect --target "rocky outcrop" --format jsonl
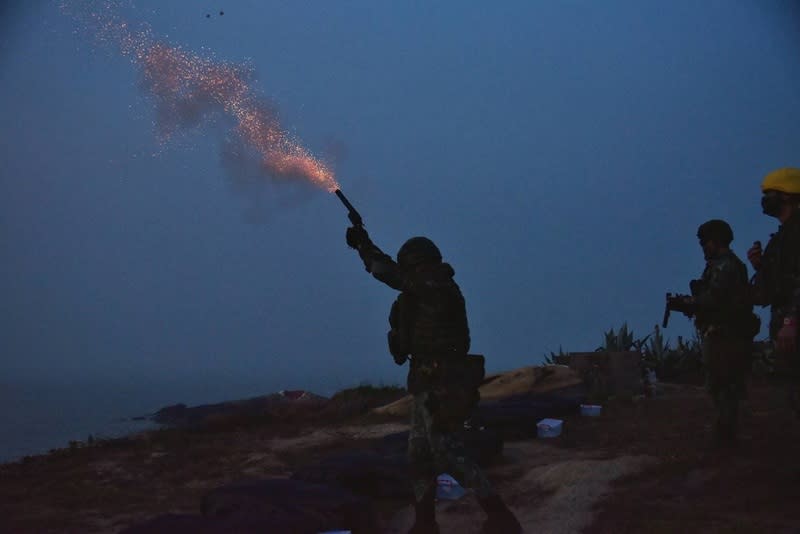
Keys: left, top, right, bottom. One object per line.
{"left": 288, "top": 425, "right": 504, "bottom": 501}
{"left": 372, "top": 364, "right": 585, "bottom": 417}
{"left": 474, "top": 395, "right": 583, "bottom": 439}
{"left": 150, "top": 390, "right": 327, "bottom": 427}
{"left": 554, "top": 351, "right": 642, "bottom": 397}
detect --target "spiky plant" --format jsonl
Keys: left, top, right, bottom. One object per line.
{"left": 597, "top": 323, "right": 645, "bottom": 352}
{"left": 642, "top": 324, "right": 669, "bottom": 370}
{"left": 543, "top": 345, "right": 568, "bottom": 365}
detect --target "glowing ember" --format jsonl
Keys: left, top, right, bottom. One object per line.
{"left": 61, "top": 1, "right": 339, "bottom": 192}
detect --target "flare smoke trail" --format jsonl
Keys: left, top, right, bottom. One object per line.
{"left": 61, "top": 1, "right": 339, "bottom": 192}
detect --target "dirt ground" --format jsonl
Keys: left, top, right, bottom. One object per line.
{"left": 584, "top": 381, "right": 800, "bottom": 534}
{"left": 3, "top": 380, "right": 800, "bottom": 533}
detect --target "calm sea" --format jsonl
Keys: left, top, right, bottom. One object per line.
{"left": 0, "top": 378, "right": 334, "bottom": 464}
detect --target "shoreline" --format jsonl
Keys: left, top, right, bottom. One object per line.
{"left": 5, "top": 371, "right": 800, "bottom": 532}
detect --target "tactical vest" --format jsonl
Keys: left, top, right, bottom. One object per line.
{"left": 754, "top": 212, "right": 800, "bottom": 336}
{"left": 694, "top": 252, "right": 757, "bottom": 337}
{"left": 388, "top": 263, "right": 470, "bottom": 393}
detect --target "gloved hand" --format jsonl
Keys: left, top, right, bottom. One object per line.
{"left": 393, "top": 353, "right": 408, "bottom": 366}
{"left": 667, "top": 295, "right": 695, "bottom": 316}
{"left": 747, "top": 241, "right": 763, "bottom": 271}
{"left": 346, "top": 225, "right": 369, "bottom": 250}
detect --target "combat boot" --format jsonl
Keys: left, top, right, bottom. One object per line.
{"left": 478, "top": 493, "right": 522, "bottom": 534}
{"left": 408, "top": 485, "right": 439, "bottom": 534}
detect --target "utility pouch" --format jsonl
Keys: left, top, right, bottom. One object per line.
{"left": 428, "top": 354, "right": 485, "bottom": 430}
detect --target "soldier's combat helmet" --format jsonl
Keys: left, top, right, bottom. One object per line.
{"left": 697, "top": 219, "right": 733, "bottom": 246}
{"left": 762, "top": 167, "right": 800, "bottom": 194}
{"left": 397, "top": 237, "right": 442, "bottom": 269}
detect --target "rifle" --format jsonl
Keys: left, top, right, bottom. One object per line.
{"left": 662, "top": 292, "right": 672, "bottom": 328}
{"left": 663, "top": 292, "right": 694, "bottom": 327}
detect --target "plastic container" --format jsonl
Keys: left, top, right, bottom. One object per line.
{"left": 436, "top": 473, "right": 466, "bottom": 500}
{"left": 537, "top": 418, "right": 563, "bottom": 438}
{"left": 645, "top": 369, "right": 659, "bottom": 397}
{"left": 580, "top": 404, "right": 602, "bottom": 416}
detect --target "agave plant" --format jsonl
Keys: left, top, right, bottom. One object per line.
{"left": 654, "top": 332, "right": 704, "bottom": 383}
{"left": 674, "top": 334, "right": 701, "bottom": 355}
{"left": 543, "top": 345, "right": 569, "bottom": 365}
{"left": 597, "top": 323, "right": 648, "bottom": 352}
{"left": 642, "top": 324, "right": 670, "bottom": 370}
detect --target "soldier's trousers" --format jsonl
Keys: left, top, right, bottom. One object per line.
{"left": 408, "top": 391, "right": 493, "bottom": 502}
{"left": 772, "top": 344, "right": 800, "bottom": 418}
{"left": 702, "top": 331, "right": 749, "bottom": 439}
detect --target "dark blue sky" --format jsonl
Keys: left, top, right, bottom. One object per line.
{"left": 1, "top": 1, "right": 799, "bottom": 399}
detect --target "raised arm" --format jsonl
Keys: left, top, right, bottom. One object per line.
{"left": 346, "top": 226, "right": 404, "bottom": 290}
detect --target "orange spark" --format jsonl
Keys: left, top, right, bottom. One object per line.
{"left": 63, "top": 1, "right": 340, "bottom": 192}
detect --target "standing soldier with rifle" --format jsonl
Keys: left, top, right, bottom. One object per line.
{"left": 666, "top": 220, "right": 758, "bottom": 446}
{"left": 336, "top": 189, "right": 521, "bottom": 534}
{"left": 748, "top": 168, "right": 800, "bottom": 414}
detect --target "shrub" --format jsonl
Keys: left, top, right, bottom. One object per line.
{"left": 636, "top": 324, "right": 703, "bottom": 383}
{"left": 596, "top": 323, "right": 649, "bottom": 352}
{"left": 543, "top": 346, "right": 568, "bottom": 365}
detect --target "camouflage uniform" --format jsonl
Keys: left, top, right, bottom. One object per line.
{"left": 692, "top": 250, "right": 756, "bottom": 441}
{"left": 351, "top": 236, "right": 492, "bottom": 501}
{"left": 751, "top": 211, "right": 800, "bottom": 341}
{"left": 751, "top": 210, "right": 800, "bottom": 409}
{"left": 408, "top": 391, "right": 492, "bottom": 500}
{"left": 347, "top": 227, "right": 521, "bottom": 533}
